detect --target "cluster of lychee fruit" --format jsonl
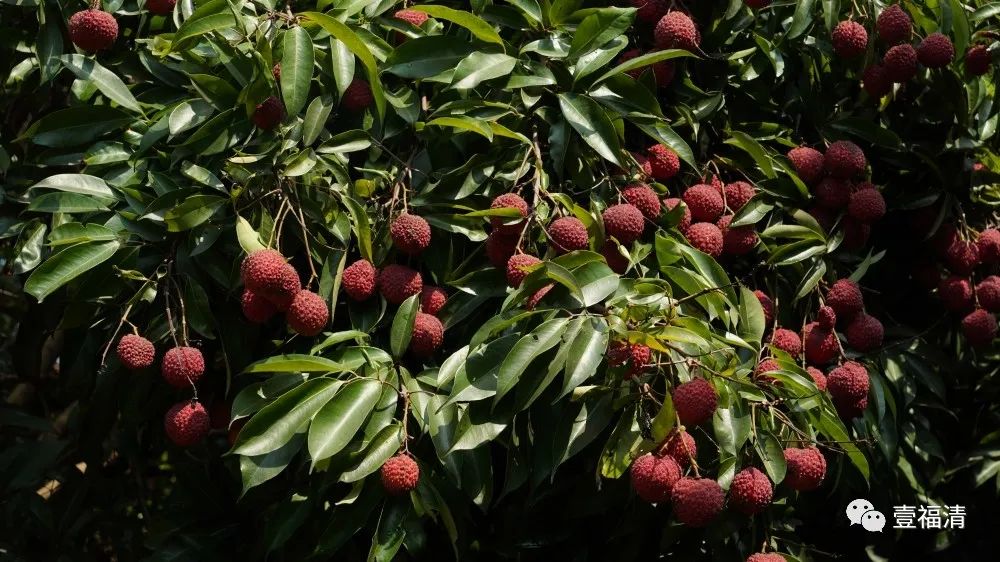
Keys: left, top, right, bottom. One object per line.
{"left": 240, "top": 249, "right": 330, "bottom": 336}
{"left": 616, "top": 3, "right": 704, "bottom": 89}
{"left": 672, "top": 174, "right": 759, "bottom": 258}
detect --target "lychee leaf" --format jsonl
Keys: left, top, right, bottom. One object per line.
{"left": 495, "top": 317, "right": 570, "bottom": 402}
{"left": 308, "top": 378, "right": 382, "bottom": 463}
{"left": 232, "top": 378, "right": 342, "bottom": 457}
{"left": 240, "top": 433, "right": 305, "bottom": 495}
{"left": 389, "top": 294, "right": 420, "bottom": 359}
{"left": 339, "top": 424, "right": 404, "bottom": 483}
{"left": 650, "top": 394, "right": 676, "bottom": 443}
{"left": 755, "top": 432, "right": 787, "bottom": 485}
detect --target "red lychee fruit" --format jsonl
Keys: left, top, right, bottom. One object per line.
{"left": 944, "top": 239, "right": 980, "bottom": 275}
{"left": 486, "top": 232, "right": 519, "bottom": 267}
{"left": 814, "top": 177, "right": 851, "bottom": 209}
{"left": 848, "top": 187, "right": 886, "bottom": 223}
{"left": 622, "top": 184, "right": 661, "bottom": 220}
{"left": 631, "top": 151, "right": 654, "bottom": 177}
{"left": 917, "top": 33, "right": 955, "bottom": 69}
{"left": 729, "top": 467, "right": 773, "bottom": 515}
{"left": 755, "top": 358, "right": 780, "bottom": 380}
{"left": 672, "top": 378, "right": 717, "bottom": 426}
{"left": 846, "top": 313, "right": 883, "bottom": 351}
{"left": 938, "top": 275, "right": 973, "bottom": 312}
{"left": 343, "top": 259, "right": 378, "bottom": 301}
{"left": 828, "top": 361, "right": 870, "bottom": 406}
{"left": 717, "top": 215, "right": 758, "bottom": 256}
{"left": 607, "top": 340, "right": 651, "bottom": 378}
{"left": 394, "top": 9, "right": 429, "bottom": 27}
{"left": 877, "top": 4, "right": 911, "bottom": 45}
{"left": 548, "top": 217, "right": 589, "bottom": 253}
{"left": 525, "top": 284, "right": 554, "bottom": 310}
{"left": 783, "top": 447, "right": 826, "bottom": 490}
{"left": 342, "top": 79, "right": 373, "bottom": 111}
{"left": 161, "top": 346, "right": 205, "bottom": 389}
{"left": 419, "top": 285, "right": 448, "bottom": 316}
{"left": 976, "top": 276, "right": 1000, "bottom": 312}
{"left": 862, "top": 64, "right": 893, "bottom": 98}
{"left": 381, "top": 454, "right": 420, "bottom": 494}
{"left": 771, "top": 328, "right": 802, "bottom": 356}
{"left": 724, "top": 181, "right": 756, "bottom": 212}
{"left": 818, "top": 305, "right": 837, "bottom": 330}
{"left": 648, "top": 144, "right": 680, "bottom": 180}
{"left": 147, "top": 0, "right": 177, "bottom": 16}
{"left": 671, "top": 477, "right": 725, "bottom": 527}
{"left": 241, "top": 249, "right": 288, "bottom": 292}
{"left": 755, "top": 290, "right": 775, "bottom": 327}
{"left": 824, "top": 141, "right": 866, "bottom": 179}
{"left": 976, "top": 229, "right": 1000, "bottom": 263}
{"left": 965, "top": 45, "right": 992, "bottom": 76}
{"left": 663, "top": 197, "right": 692, "bottom": 232}
{"left": 117, "top": 334, "right": 155, "bottom": 370}
{"left": 884, "top": 44, "right": 919, "bottom": 82}
{"left": 685, "top": 222, "right": 724, "bottom": 257}
{"left": 747, "top": 554, "right": 786, "bottom": 562}
{"left": 787, "top": 147, "right": 825, "bottom": 185}
{"left": 409, "top": 312, "right": 444, "bottom": 356}
{"left": 654, "top": 11, "right": 699, "bottom": 51}
{"left": 252, "top": 97, "right": 284, "bottom": 130}
{"left": 630, "top": 0, "right": 668, "bottom": 23}
{"left": 630, "top": 453, "right": 681, "bottom": 503}
{"left": 832, "top": 21, "right": 868, "bottom": 58}
{"left": 69, "top": 10, "right": 118, "bottom": 52}
{"left": 242, "top": 289, "right": 278, "bottom": 323}
{"left": 506, "top": 254, "right": 542, "bottom": 288}
{"left": 390, "top": 213, "right": 432, "bottom": 255}
{"left": 932, "top": 224, "right": 960, "bottom": 256}
{"left": 803, "top": 322, "right": 839, "bottom": 365}
{"left": 807, "top": 366, "right": 828, "bottom": 391}
{"left": 490, "top": 193, "right": 530, "bottom": 234}
{"left": 287, "top": 290, "right": 329, "bottom": 336}
{"left": 603, "top": 203, "right": 645, "bottom": 244}
{"left": 683, "top": 184, "right": 725, "bottom": 222}
{"left": 272, "top": 62, "right": 281, "bottom": 81}
{"left": 265, "top": 264, "right": 302, "bottom": 311}
{"left": 378, "top": 264, "right": 422, "bottom": 305}
{"left": 661, "top": 429, "right": 697, "bottom": 467}
{"left": 601, "top": 242, "right": 629, "bottom": 274}
{"left": 164, "top": 400, "right": 210, "bottom": 447}
{"left": 962, "top": 309, "right": 997, "bottom": 347}
{"left": 826, "top": 278, "right": 864, "bottom": 321}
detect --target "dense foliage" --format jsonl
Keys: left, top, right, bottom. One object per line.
{"left": 2, "top": 1, "right": 1000, "bottom": 561}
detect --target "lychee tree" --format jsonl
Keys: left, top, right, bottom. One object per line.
{"left": 1, "top": 1, "right": 1000, "bottom": 560}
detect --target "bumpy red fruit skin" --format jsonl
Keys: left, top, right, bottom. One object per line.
{"left": 663, "top": 198, "right": 692, "bottom": 232}
{"left": 490, "top": 193, "right": 530, "bottom": 234}
{"left": 814, "top": 177, "right": 851, "bottom": 209}
{"left": 69, "top": 10, "right": 118, "bottom": 52}
{"left": 654, "top": 11, "right": 699, "bottom": 51}
{"left": 824, "top": 141, "right": 866, "bottom": 179}
{"left": 661, "top": 429, "right": 696, "bottom": 466}
{"left": 832, "top": 21, "right": 868, "bottom": 58}
{"left": 826, "top": 279, "right": 864, "bottom": 321}
{"left": 730, "top": 467, "right": 773, "bottom": 515}
{"left": 548, "top": 217, "right": 589, "bottom": 253}
{"left": 161, "top": 347, "right": 206, "bottom": 389}
{"left": 818, "top": 306, "right": 837, "bottom": 330}
{"left": 630, "top": 0, "right": 668, "bottom": 23}
{"left": 164, "top": 401, "right": 210, "bottom": 447}
{"left": 685, "top": 222, "right": 724, "bottom": 257}
{"left": 147, "top": 0, "right": 177, "bottom": 16}
{"left": 717, "top": 215, "right": 758, "bottom": 256}
{"left": 525, "top": 284, "right": 553, "bottom": 309}
{"left": 803, "top": 322, "right": 839, "bottom": 365}
{"left": 938, "top": 275, "right": 973, "bottom": 312}
{"left": 724, "top": 181, "right": 756, "bottom": 212}
{"left": 788, "top": 147, "right": 825, "bottom": 185}
{"left": 755, "top": 290, "right": 775, "bottom": 326}
{"left": 671, "top": 477, "right": 725, "bottom": 527}
{"left": 603, "top": 203, "right": 645, "bottom": 244}
{"left": 807, "top": 366, "right": 828, "bottom": 391}
{"left": 673, "top": 378, "right": 718, "bottom": 426}
{"left": 847, "top": 313, "right": 883, "bottom": 351}
{"left": 409, "top": 312, "right": 444, "bottom": 356}
{"left": 630, "top": 453, "right": 681, "bottom": 503}
{"left": 607, "top": 341, "right": 651, "bottom": 378}
{"left": 647, "top": 144, "right": 680, "bottom": 180}
{"left": 378, "top": 264, "right": 422, "bottom": 305}
{"left": 917, "top": 33, "right": 955, "bottom": 69}
{"left": 683, "top": 184, "right": 725, "bottom": 222}
{"left": 242, "top": 289, "right": 278, "bottom": 323}
{"left": 381, "top": 454, "right": 420, "bottom": 495}
{"left": 828, "top": 361, "right": 869, "bottom": 402}
{"left": 848, "top": 188, "right": 886, "bottom": 223}
{"left": 977, "top": 276, "right": 1000, "bottom": 312}
{"left": 486, "top": 232, "right": 518, "bottom": 267}
{"left": 287, "top": 290, "right": 329, "bottom": 336}
{"left": 771, "top": 328, "right": 802, "bottom": 356}
{"left": 342, "top": 79, "right": 373, "bottom": 111}
{"left": 976, "top": 229, "right": 1000, "bottom": 263}
{"left": 783, "top": 447, "right": 826, "bottom": 490}
{"left": 877, "top": 4, "right": 911, "bottom": 45}
{"left": 242, "top": 249, "right": 285, "bottom": 291}
{"left": 962, "top": 309, "right": 998, "bottom": 347}
{"left": 394, "top": 9, "right": 428, "bottom": 27}
{"left": 390, "top": 213, "right": 432, "bottom": 255}
{"left": 117, "top": 334, "right": 155, "bottom": 370}
{"left": 747, "top": 554, "right": 786, "bottom": 562}
{"left": 253, "top": 97, "right": 284, "bottom": 130}
{"left": 506, "top": 254, "right": 542, "bottom": 288}
{"left": 862, "top": 64, "right": 892, "bottom": 98}
{"left": 965, "top": 45, "right": 991, "bottom": 76}
{"left": 631, "top": 152, "right": 653, "bottom": 177}
{"left": 755, "top": 358, "right": 779, "bottom": 380}
{"left": 343, "top": 259, "right": 378, "bottom": 301}
{"left": 945, "top": 239, "right": 980, "bottom": 275}
{"left": 622, "top": 184, "right": 661, "bottom": 219}
{"left": 601, "top": 243, "right": 629, "bottom": 274}
{"left": 419, "top": 285, "right": 448, "bottom": 316}
{"left": 884, "top": 44, "right": 919, "bottom": 82}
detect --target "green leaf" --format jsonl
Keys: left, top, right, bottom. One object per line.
{"left": 236, "top": 216, "right": 265, "bottom": 253}
{"left": 47, "top": 223, "right": 116, "bottom": 246}
{"left": 426, "top": 116, "right": 494, "bottom": 140}
{"left": 301, "top": 12, "right": 385, "bottom": 119}
{"left": 243, "top": 354, "right": 349, "bottom": 374}
{"left": 241, "top": 433, "right": 305, "bottom": 494}
{"left": 302, "top": 95, "right": 334, "bottom": 146}
{"left": 340, "top": 424, "right": 405, "bottom": 482}
{"left": 737, "top": 286, "right": 766, "bottom": 345}
{"left": 755, "top": 432, "right": 787, "bottom": 485}
{"left": 496, "top": 317, "right": 570, "bottom": 402}
{"left": 59, "top": 55, "right": 142, "bottom": 114}
{"left": 383, "top": 36, "right": 476, "bottom": 79}
{"left": 713, "top": 407, "right": 751, "bottom": 456}
{"left": 171, "top": 1, "right": 235, "bottom": 50}
{"left": 451, "top": 52, "right": 518, "bottom": 90}
{"left": 23, "top": 106, "right": 131, "bottom": 148}
{"left": 390, "top": 294, "right": 421, "bottom": 358}
{"left": 27, "top": 192, "right": 112, "bottom": 213}
{"left": 341, "top": 195, "right": 373, "bottom": 262}
{"left": 164, "top": 195, "right": 226, "bottom": 232}
{"left": 567, "top": 7, "right": 634, "bottom": 60}
{"left": 559, "top": 316, "right": 609, "bottom": 398}
{"left": 412, "top": 5, "right": 504, "bottom": 45}
{"left": 557, "top": 93, "right": 622, "bottom": 166}
{"left": 593, "top": 49, "right": 695, "bottom": 84}
{"left": 787, "top": 0, "right": 816, "bottom": 40}
{"left": 650, "top": 394, "right": 676, "bottom": 443}
{"left": 232, "top": 378, "right": 342, "bottom": 457}
{"left": 24, "top": 241, "right": 119, "bottom": 302}
{"left": 281, "top": 27, "right": 314, "bottom": 117}
{"left": 308, "top": 378, "right": 382, "bottom": 462}
{"left": 725, "top": 131, "right": 776, "bottom": 178}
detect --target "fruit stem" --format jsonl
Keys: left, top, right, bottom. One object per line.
{"left": 89, "top": 0, "right": 101, "bottom": 10}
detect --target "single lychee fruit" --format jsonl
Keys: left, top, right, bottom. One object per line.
{"left": 755, "top": 358, "right": 780, "bottom": 380}
{"left": 848, "top": 187, "right": 886, "bottom": 223}
{"left": 161, "top": 346, "right": 206, "bottom": 389}
{"left": 965, "top": 45, "right": 992, "bottom": 76}
{"left": 654, "top": 11, "right": 699, "bottom": 51}
{"left": 685, "top": 222, "right": 724, "bottom": 257}
{"left": 976, "top": 229, "right": 1000, "bottom": 263}
{"left": 622, "top": 184, "right": 661, "bottom": 219}
{"left": 253, "top": 97, "right": 284, "bottom": 130}
{"left": 807, "top": 366, "right": 828, "bottom": 391}
{"left": 783, "top": 447, "right": 826, "bottom": 490}
{"left": 342, "top": 259, "right": 378, "bottom": 301}
{"left": 846, "top": 313, "right": 883, "bottom": 351}
{"left": 663, "top": 197, "right": 692, "bottom": 232}
{"left": 828, "top": 361, "right": 869, "bottom": 404}
{"left": 607, "top": 340, "right": 651, "bottom": 377}
{"left": 490, "top": 193, "right": 530, "bottom": 234}
{"left": 486, "top": 232, "right": 519, "bottom": 268}
{"left": 601, "top": 242, "right": 629, "bottom": 274}
{"left": 771, "top": 328, "right": 802, "bottom": 356}
{"left": 603, "top": 203, "right": 645, "bottom": 244}
{"left": 877, "top": 4, "right": 911, "bottom": 45}
{"left": 287, "top": 290, "right": 329, "bottom": 336}
{"left": 630, "top": 453, "right": 681, "bottom": 503}
{"left": 944, "top": 239, "right": 980, "bottom": 275}
{"left": 755, "top": 290, "right": 775, "bottom": 327}
{"left": 630, "top": 0, "right": 668, "bottom": 23}
{"left": 862, "top": 64, "right": 892, "bottom": 98}
{"left": 717, "top": 215, "right": 758, "bottom": 256}
{"left": 803, "top": 322, "right": 839, "bottom": 365}
{"left": 917, "top": 33, "right": 955, "bottom": 69}
{"left": 394, "top": 9, "right": 429, "bottom": 27}
{"left": 787, "top": 147, "right": 825, "bottom": 185}
{"left": 69, "top": 10, "right": 118, "bottom": 52}
{"left": 242, "top": 289, "right": 278, "bottom": 323}
{"left": 648, "top": 144, "right": 680, "bottom": 180}
{"left": 707, "top": 175, "right": 724, "bottom": 195}
{"left": 671, "top": 477, "right": 725, "bottom": 527}
{"left": 506, "top": 254, "right": 542, "bottom": 288}
{"left": 826, "top": 279, "right": 864, "bottom": 321}
{"left": 164, "top": 400, "right": 210, "bottom": 447}
{"left": 548, "top": 217, "right": 589, "bottom": 253}
{"left": 117, "top": 334, "right": 155, "bottom": 370}
{"left": 814, "top": 177, "right": 851, "bottom": 209}
{"left": 672, "top": 378, "right": 717, "bottom": 426}
{"left": 939, "top": 275, "right": 974, "bottom": 312}
{"left": 661, "top": 428, "right": 697, "bottom": 467}
{"left": 420, "top": 285, "right": 448, "bottom": 316}
{"left": 683, "top": 184, "right": 725, "bottom": 222}
{"left": 378, "top": 264, "right": 423, "bottom": 305}
{"left": 824, "top": 141, "right": 866, "bottom": 179}
{"left": 525, "top": 284, "right": 554, "bottom": 310}
{"left": 747, "top": 554, "right": 786, "bottom": 562}
{"left": 729, "top": 467, "right": 773, "bottom": 515}
{"left": 342, "top": 79, "right": 373, "bottom": 111}
{"left": 884, "top": 44, "right": 919, "bottom": 82}
{"left": 390, "top": 213, "right": 432, "bottom": 255}
{"left": 381, "top": 454, "right": 420, "bottom": 494}
{"left": 147, "top": 0, "right": 177, "bottom": 16}
{"left": 818, "top": 306, "right": 837, "bottom": 330}
{"left": 976, "top": 276, "right": 1000, "bottom": 312}
{"left": 962, "top": 309, "right": 997, "bottom": 347}
{"left": 241, "top": 249, "right": 286, "bottom": 291}
{"left": 832, "top": 21, "right": 868, "bottom": 59}
{"left": 724, "top": 181, "right": 756, "bottom": 212}
{"left": 409, "top": 312, "right": 444, "bottom": 356}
